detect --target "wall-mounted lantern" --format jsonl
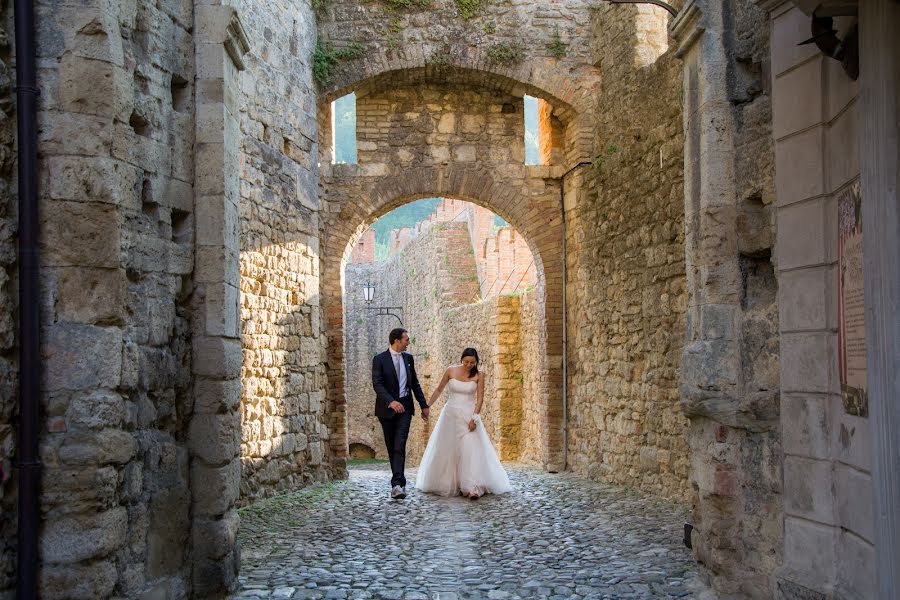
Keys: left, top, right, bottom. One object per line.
{"left": 360, "top": 281, "right": 403, "bottom": 326}
{"left": 798, "top": 4, "right": 859, "bottom": 80}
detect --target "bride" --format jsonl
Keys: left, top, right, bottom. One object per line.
{"left": 415, "top": 348, "right": 512, "bottom": 499}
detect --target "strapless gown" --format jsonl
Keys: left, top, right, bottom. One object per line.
{"left": 415, "top": 378, "right": 512, "bottom": 496}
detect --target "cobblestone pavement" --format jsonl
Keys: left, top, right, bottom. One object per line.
{"left": 232, "top": 463, "right": 703, "bottom": 600}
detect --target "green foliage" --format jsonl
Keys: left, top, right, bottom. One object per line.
{"left": 591, "top": 143, "right": 620, "bottom": 171}
{"left": 384, "top": 0, "right": 432, "bottom": 10}
{"left": 311, "top": 0, "right": 327, "bottom": 10}
{"left": 455, "top": 0, "right": 484, "bottom": 19}
{"left": 346, "top": 458, "right": 389, "bottom": 466}
{"left": 486, "top": 42, "right": 523, "bottom": 65}
{"left": 372, "top": 198, "right": 442, "bottom": 258}
{"left": 483, "top": 22, "right": 496, "bottom": 34}
{"left": 312, "top": 41, "right": 365, "bottom": 84}
{"left": 548, "top": 27, "right": 566, "bottom": 59}
{"left": 426, "top": 50, "right": 451, "bottom": 68}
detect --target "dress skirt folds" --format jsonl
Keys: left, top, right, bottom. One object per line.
{"left": 415, "top": 378, "right": 512, "bottom": 496}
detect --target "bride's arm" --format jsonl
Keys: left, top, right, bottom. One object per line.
{"left": 427, "top": 369, "right": 451, "bottom": 407}
{"left": 473, "top": 374, "right": 485, "bottom": 415}
{"left": 468, "top": 374, "right": 485, "bottom": 431}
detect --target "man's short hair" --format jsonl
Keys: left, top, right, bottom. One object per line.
{"left": 389, "top": 328, "right": 408, "bottom": 345}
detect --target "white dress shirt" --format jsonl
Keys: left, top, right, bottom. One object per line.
{"left": 389, "top": 348, "right": 408, "bottom": 399}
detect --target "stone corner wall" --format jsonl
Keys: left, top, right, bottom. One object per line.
{"left": 238, "top": 0, "right": 330, "bottom": 506}
{"left": 674, "top": 0, "right": 782, "bottom": 596}
{"left": 0, "top": 0, "right": 16, "bottom": 592}
{"left": 24, "top": 1, "right": 197, "bottom": 597}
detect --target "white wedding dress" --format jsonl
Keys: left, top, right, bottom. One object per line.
{"left": 415, "top": 378, "right": 512, "bottom": 497}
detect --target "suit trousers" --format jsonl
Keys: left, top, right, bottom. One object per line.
{"left": 378, "top": 396, "right": 413, "bottom": 488}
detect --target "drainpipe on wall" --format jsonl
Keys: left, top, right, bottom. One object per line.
{"left": 559, "top": 161, "right": 592, "bottom": 472}
{"left": 14, "top": 0, "right": 40, "bottom": 598}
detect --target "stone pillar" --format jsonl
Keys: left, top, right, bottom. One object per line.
{"left": 190, "top": 2, "right": 248, "bottom": 596}
{"left": 859, "top": 0, "right": 900, "bottom": 596}
{"left": 672, "top": 1, "right": 781, "bottom": 596}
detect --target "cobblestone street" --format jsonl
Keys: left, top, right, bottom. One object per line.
{"left": 232, "top": 464, "right": 701, "bottom": 600}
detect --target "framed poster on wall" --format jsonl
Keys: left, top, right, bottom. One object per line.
{"left": 837, "top": 180, "right": 867, "bottom": 417}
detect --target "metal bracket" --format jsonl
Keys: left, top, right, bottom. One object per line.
{"left": 366, "top": 306, "right": 404, "bottom": 327}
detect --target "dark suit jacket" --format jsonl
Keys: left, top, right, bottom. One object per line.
{"left": 372, "top": 350, "right": 427, "bottom": 419}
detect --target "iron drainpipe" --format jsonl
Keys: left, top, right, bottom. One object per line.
{"left": 14, "top": 0, "right": 40, "bottom": 598}
{"left": 558, "top": 161, "right": 592, "bottom": 472}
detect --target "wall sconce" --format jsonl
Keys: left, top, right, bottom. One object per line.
{"left": 798, "top": 4, "right": 859, "bottom": 80}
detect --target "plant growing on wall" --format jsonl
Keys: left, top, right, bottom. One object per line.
{"left": 591, "top": 143, "right": 620, "bottom": 171}
{"left": 486, "top": 42, "right": 523, "bottom": 65}
{"left": 548, "top": 27, "right": 566, "bottom": 59}
{"left": 312, "top": 40, "right": 365, "bottom": 84}
{"left": 384, "top": 0, "right": 432, "bottom": 9}
{"left": 455, "top": 0, "right": 484, "bottom": 19}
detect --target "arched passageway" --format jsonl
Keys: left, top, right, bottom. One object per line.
{"left": 342, "top": 198, "right": 542, "bottom": 466}
{"left": 321, "top": 175, "right": 564, "bottom": 472}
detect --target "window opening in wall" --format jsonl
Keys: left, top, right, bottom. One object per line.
{"left": 524, "top": 95, "right": 541, "bottom": 166}
{"left": 332, "top": 92, "right": 357, "bottom": 164}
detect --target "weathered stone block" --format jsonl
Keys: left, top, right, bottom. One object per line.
{"left": 40, "top": 201, "right": 120, "bottom": 269}
{"left": 189, "top": 412, "right": 241, "bottom": 466}
{"left": 39, "top": 559, "right": 117, "bottom": 599}
{"left": 40, "top": 506, "right": 127, "bottom": 563}
{"left": 146, "top": 487, "right": 190, "bottom": 578}
{"left": 58, "top": 429, "right": 137, "bottom": 466}
{"left": 781, "top": 394, "right": 830, "bottom": 460}
{"left": 784, "top": 456, "right": 834, "bottom": 524}
{"left": 192, "top": 509, "right": 240, "bottom": 561}
{"left": 783, "top": 516, "right": 836, "bottom": 583}
{"left": 193, "top": 336, "right": 242, "bottom": 379}
{"left": 58, "top": 55, "right": 133, "bottom": 120}
{"left": 54, "top": 267, "right": 126, "bottom": 325}
{"left": 191, "top": 458, "right": 240, "bottom": 516}
{"left": 66, "top": 390, "right": 126, "bottom": 430}
{"left": 194, "top": 377, "right": 241, "bottom": 415}
{"left": 43, "top": 323, "right": 123, "bottom": 391}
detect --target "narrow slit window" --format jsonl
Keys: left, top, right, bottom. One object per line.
{"left": 332, "top": 92, "right": 357, "bottom": 164}
{"left": 524, "top": 95, "right": 541, "bottom": 165}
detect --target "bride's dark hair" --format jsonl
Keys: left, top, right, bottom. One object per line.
{"left": 461, "top": 348, "right": 480, "bottom": 378}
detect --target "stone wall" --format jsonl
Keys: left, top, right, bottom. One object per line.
{"left": 765, "top": 4, "right": 874, "bottom": 599}
{"left": 344, "top": 220, "right": 541, "bottom": 466}
{"left": 566, "top": 5, "right": 690, "bottom": 501}
{"left": 238, "top": 0, "right": 329, "bottom": 505}
{"left": 315, "top": 0, "right": 604, "bottom": 473}
{"left": 26, "top": 1, "right": 196, "bottom": 597}
{"left": 0, "top": 0, "right": 16, "bottom": 591}
{"left": 673, "top": 1, "right": 782, "bottom": 596}
{"left": 518, "top": 288, "right": 545, "bottom": 464}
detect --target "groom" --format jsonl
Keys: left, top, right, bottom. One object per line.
{"left": 372, "top": 327, "right": 429, "bottom": 499}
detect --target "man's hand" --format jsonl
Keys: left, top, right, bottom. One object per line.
{"left": 421, "top": 407, "right": 430, "bottom": 421}
{"left": 389, "top": 400, "right": 405, "bottom": 414}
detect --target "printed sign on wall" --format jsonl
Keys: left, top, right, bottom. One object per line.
{"left": 837, "top": 180, "right": 867, "bottom": 417}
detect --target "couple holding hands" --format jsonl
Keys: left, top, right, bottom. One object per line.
{"left": 372, "top": 328, "right": 512, "bottom": 500}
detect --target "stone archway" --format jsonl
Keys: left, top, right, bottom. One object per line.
{"left": 320, "top": 168, "right": 565, "bottom": 473}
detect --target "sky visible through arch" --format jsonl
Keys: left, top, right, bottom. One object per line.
{"left": 371, "top": 199, "right": 508, "bottom": 261}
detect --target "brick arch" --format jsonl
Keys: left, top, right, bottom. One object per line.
{"left": 321, "top": 167, "right": 566, "bottom": 473}
{"left": 319, "top": 50, "right": 601, "bottom": 125}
